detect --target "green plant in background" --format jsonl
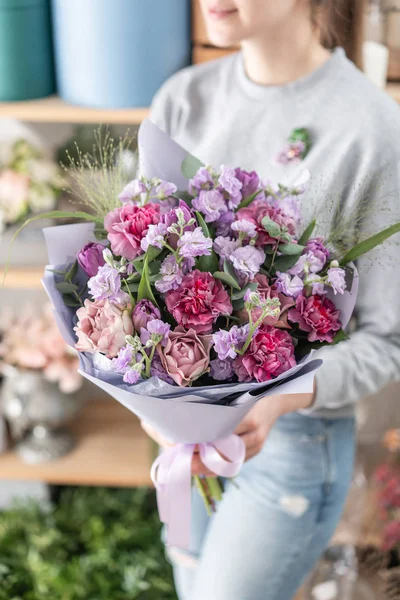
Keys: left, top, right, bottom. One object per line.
{"left": 0, "top": 487, "right": 176, "bottom": 600}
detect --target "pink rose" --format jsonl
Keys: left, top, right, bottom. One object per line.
{"left": 236, "top": 199, "right": 296, "bottom": 246}
{"left": 74, "top": 298, "right": 134, "bottom": 358}
{"left": 237, "top": 274, "right": 294, "bottom": 329}
{"left": 233, "top": 325, "right": 296, "bottom": 383}
{"left": 104, "top": 202, "right": 160, "bottom": 260}
{"left": 288, "top": 293, "right": 341, "bottom": 343}
{"left": 165, "top": 269, "right": 232, "bottom": 334}
{"left": 158, "top": 326, "right": 212, "bottom": 386}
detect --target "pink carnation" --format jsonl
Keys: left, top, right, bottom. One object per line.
{"left": 236, "top": 199, "right": 296, "bottom": 246}
{"left": 165, "top": 270, "right": 232, "bottom": 334}
{"left": 158, "top": 326, "right": 212, "bottom": 387}
{"left": 104, "top": 202, "right": 160, "bottom": 260}
{"left": 233, "top": 326, "right": 296, "bottom": 383}
{"left": 288, "top": 293, "right": 341, "bottom": 343}
{"left": 74, "top": 298, "right": 134, "bottom": 358}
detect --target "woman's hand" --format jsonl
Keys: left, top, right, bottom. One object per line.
{"left": 141, "top": 389, "right": 315, "bottom": 476}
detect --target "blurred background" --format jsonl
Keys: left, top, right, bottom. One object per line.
{"left": 0, "top": 1, "right": 399, "bottom": 598}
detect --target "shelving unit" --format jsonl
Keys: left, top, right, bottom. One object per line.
{"left": 0, "top": 400, "right": 152, "bottom": 487}
{"left": 0, "top": 95, "right": 149, "bottom": 124}
{"left": 1, "top": 266, "right": 45, "bottom": 289}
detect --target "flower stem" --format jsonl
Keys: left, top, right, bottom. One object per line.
{"left": 193, "top": 475, "right": 212, "bottom": 516}
{"left": 144, "top": 346, "right": 156, "bottom": 377}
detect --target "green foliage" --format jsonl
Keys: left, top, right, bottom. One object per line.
{"left": 181, "top": 153, "right": 204, "bottom": 180}
{"left": 0, "top": 487, "right": 176, "bottom": 600}
{"left": 213, "top": 271, "right": 240, "bottom": 291}
{"left": 278, "top": 242, "right": 304, "bottom": 256}
{"left": 298, "top": 219, "right": 316, "bottom": 245}
{"left": 261, "top": 215, "right": 281, "bottom": 238}
{"left": 138, "top": 257, "right": 158, "bottom": 306}
{"left": 339, "top": 223, "right": 400, "bottom": 265}
{"left": 194, "top": 212, "right": 219, "bottom": 273}
{"left": 237, "top": 189, "right": 263, "bottom": 210}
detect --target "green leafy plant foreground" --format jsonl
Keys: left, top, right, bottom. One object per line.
{"left": 0, "top": 487, "right": 176, "bottom": 600}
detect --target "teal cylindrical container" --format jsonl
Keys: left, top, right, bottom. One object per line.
{"left": 0, "top": 0, "right": 55, "bottom": 101}
{"left": 51, "top": 0, "right": 191, "bottom": 108}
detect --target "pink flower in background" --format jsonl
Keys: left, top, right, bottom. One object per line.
{"left": 104, "top": 202, "right": 160, "bottom": 260}
{"left": 236, "top": 199, "right": 296, "bottom": 246}
{"left": 0, "top": 169, "right": 29, "bottom": 223}
{"left": 158, "top": 326, "right": 212, "bottom": 386}
{"left": 288, "top": 293, "right": 341, "bottom": 343}
{"left": 165, "top": 270, "right": 232, "bottom": 334}
{"left": 233, "top": 326, "right": 296, "bottom": 383}
{"left": 74, "top": 298, "right": 134, "bottom": 358}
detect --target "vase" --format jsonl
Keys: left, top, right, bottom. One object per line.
{"left": 0, "top": 366, "right": 82, "bottom": 463}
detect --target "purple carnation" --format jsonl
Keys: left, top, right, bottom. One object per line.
{"left": 192, "top": 189, "right": 227, "bottom": 223}
{"left": 327, "top": 267, "right": 347, "bottom": 295}
{"left": 140, "top": 319, "right": 171, "bottom": 347}
{"left": 214, "top": 210, "right": 235, "bottom": 236}
{"left": 234, "top": 168, "right": 260, "bottom": 199}
{"left": 150, "top": 355, "right": 174, "bottom": 384}
{"left": 88, "top": 264, "right": 129, "bottom": 304}
{"left": 177, "top": 227, "right": 213, "bottom": 259}
{"left": 275, "top": 272, "right": 304, "bottom": 298}
{"left": 230, "top": 246, "right": 265, "bottom": 279}
{"left": 212, "top": 324, "right": 250, "bottom": 360}
{"left": 210, "top": 358, "right": 234, "bottom": 381}
{"left": 77, "top": 242, "right": 106, "bottom": 277}
{"left": 119, "top": 179, "right": 146, "bottom": 203}
{"left": 155, "top": 255, "right": 184, "bottom": 293}
{"left": 218, "top": 165, "right": 243, "bottom": 209}
{"left": 141, "top": 222, "right": 168, "bottom": 251}
{"left": 189, "top": 167, "right": 214, "bottom": 196}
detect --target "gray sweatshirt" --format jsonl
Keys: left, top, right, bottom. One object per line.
{"left": 150, "top": 48, "right": 400, "bottom": 418}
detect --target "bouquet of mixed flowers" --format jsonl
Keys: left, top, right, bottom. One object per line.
{"left": 8, "top": 120, "right": 400, "bottom": 548}
{"left": 0, "top": 139, "right": 62, "bottom": 234}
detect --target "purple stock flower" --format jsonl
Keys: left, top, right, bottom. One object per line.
{"left": 327, "top": 267, "right": 347, "bottom": 295}
{"left": 77, "top": 242, "right": 106, "bottom": 277}
{"left": 140, "top": 319, "right": 171, "bottom": 347}
{"left": 230, "top": 246, "right": 265, "bottom": 279}
{"left": 210, "top": 358, "right": 234, "bottom": 381}
{"left": 113, "top": 344, "right": 135, "bottom": 373}
{"left": 132, "top": 300, "right": 161, "bottom": 332}
{"left": 189, "top": 167, "right": 214, "bottom": 196}
{"left": 279, "top": 196, "right": 302, "bottom": 229}
{"left": 88, "top": 264, "right": 129, "bottom": 304}
{"left": 231, "top": 219, "right": 257, "bottom": 238}
{"left": 163, "top": 200, "right": 194, "bottom": 229}
{"left": 214, "top": 210, "right": 235, "bottom": 236}
{"left": 123, "top": 369, "right": 141, "bottom": 384}
{"left": 305, "top": 238, "right": 330, "bottom": 268}
{"left": 119, "top": 179, "right": 146, "bottom": 203}
{"left": 213, "top": 236, "right": 241, "bottom": 260}
{"left": 141, "top": 222, "right": 168, "bottom": 251}
{"left": 218, "top": 165, "right": 243, "bottom": 209}
{"left": 154, "top": 180, "right": 177, "bottom": 200}
{"left": 192, "top": 189, "right": 227, "bottom": 222}
{"left": 289, "top": 251, "right": 324, "bottom": 277}
{"left": 306, "top": 274, "right": 327, "bottom": 296}
{"left": 150, "top": 354, "right": 174, "bottom": 384}
{"left": 275, "top": 272, "right": 304, "bottom": 298}
{"left": 234, "top": 168, "right": 260, "bottom": 199}
{"left": 155, "top": 255, "right": 184, "bottom": 293}
{"left": 212, "top": 324, "right": 250, "bottom": 360}
{"left": 275, "top": 141, "right": 305, "bottom": 165}
{"left": 177, "top": 227, "right": 213, "bottom": 259}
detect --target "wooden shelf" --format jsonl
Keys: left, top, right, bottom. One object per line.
{"left": 387, "top": 82, "right": 400, "bottom": 103}
{"left": 1, "top": 266, "right": 45, "bottom": 289}
{"left": 0, "top": 95, "right": 149, "bottom": 124}
{"left": 0, "top": 400, "right": 152, "bottom": 487}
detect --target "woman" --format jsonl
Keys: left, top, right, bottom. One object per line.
{"left": 144, "top": 1, "right": 400, "bottom": 598}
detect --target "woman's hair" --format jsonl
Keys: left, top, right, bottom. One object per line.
{"left": 313, "top": 0, "right": 365, "bottom": 68}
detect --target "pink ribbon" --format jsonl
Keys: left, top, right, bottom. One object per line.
{"left": 150, "top": 435, "right": 246, "bottom": 549}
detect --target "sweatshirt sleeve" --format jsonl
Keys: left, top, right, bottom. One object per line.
{"left": 149, "top": 74, "right": 183, "bottom": 138}
{"left": 304, "top": 159, "right": 400, "bottom": 414}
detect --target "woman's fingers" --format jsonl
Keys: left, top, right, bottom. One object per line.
{"left": 140, "top": 421, "right": 173, "bottom": 448}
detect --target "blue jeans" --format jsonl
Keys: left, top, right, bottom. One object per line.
{"left": 167, "top": 412, "right": 355, "bottom": 600}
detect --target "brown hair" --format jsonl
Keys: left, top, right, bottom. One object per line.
{"left": 313, "top": 0, "right": 365, "bottom": 68}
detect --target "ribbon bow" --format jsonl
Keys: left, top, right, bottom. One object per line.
{"left": 150, "top": 435, "right": 245, "bottom": 549}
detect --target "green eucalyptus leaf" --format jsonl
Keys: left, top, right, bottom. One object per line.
{"left": 223, "top": 259, "right": 237, "bottom": 280}
{"left": 65, "top": 260, "right": 79, "bottom": 282}
{"left": 279, "top": 242, "right": 305, "bottom": 256}
{"left": 298, "top": 219, "right": 316, "bottom": 245}
{"left": 232, "top": 298, "right": 245, "bottom": 311}
{"left": 195, "top": 211, "right": 219, "bottom": 273}
{"left": 237, "top": 189, "right": 263, "bottom": 210}
{"left": 213, "top": 271, "right": 241, "bottom": 291}
{"left": 231, "top": 281, "right": 258, "bottom": 300}
{"left": 261, "top": 216, "right": 281, "bottom": 238}
{"left": 55, "top": 281, "right": 78, "bottom": 294}
{"left": 273, "top": 253, "right": 301, "bottom": 273}
{"left": 62, "top": 294, "right": 82, "bottom": 307}
{"left": 339, "top": 222, "right": 400, "bottom": 265}
{"left": 138, "top": 257, "right": 158, "bottom": 306}
{"left": 181, "top": 153, "right": 205, "bottom": 179}
{"left": 333, "top": 329, "right": 349, "bottom": 344}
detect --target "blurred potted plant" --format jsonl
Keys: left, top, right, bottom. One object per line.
{"left": 0, "top": 305, "right": 83, "bottom": 463}
{"left": 0, "top": 138, "right": 63, "bottom": 235}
